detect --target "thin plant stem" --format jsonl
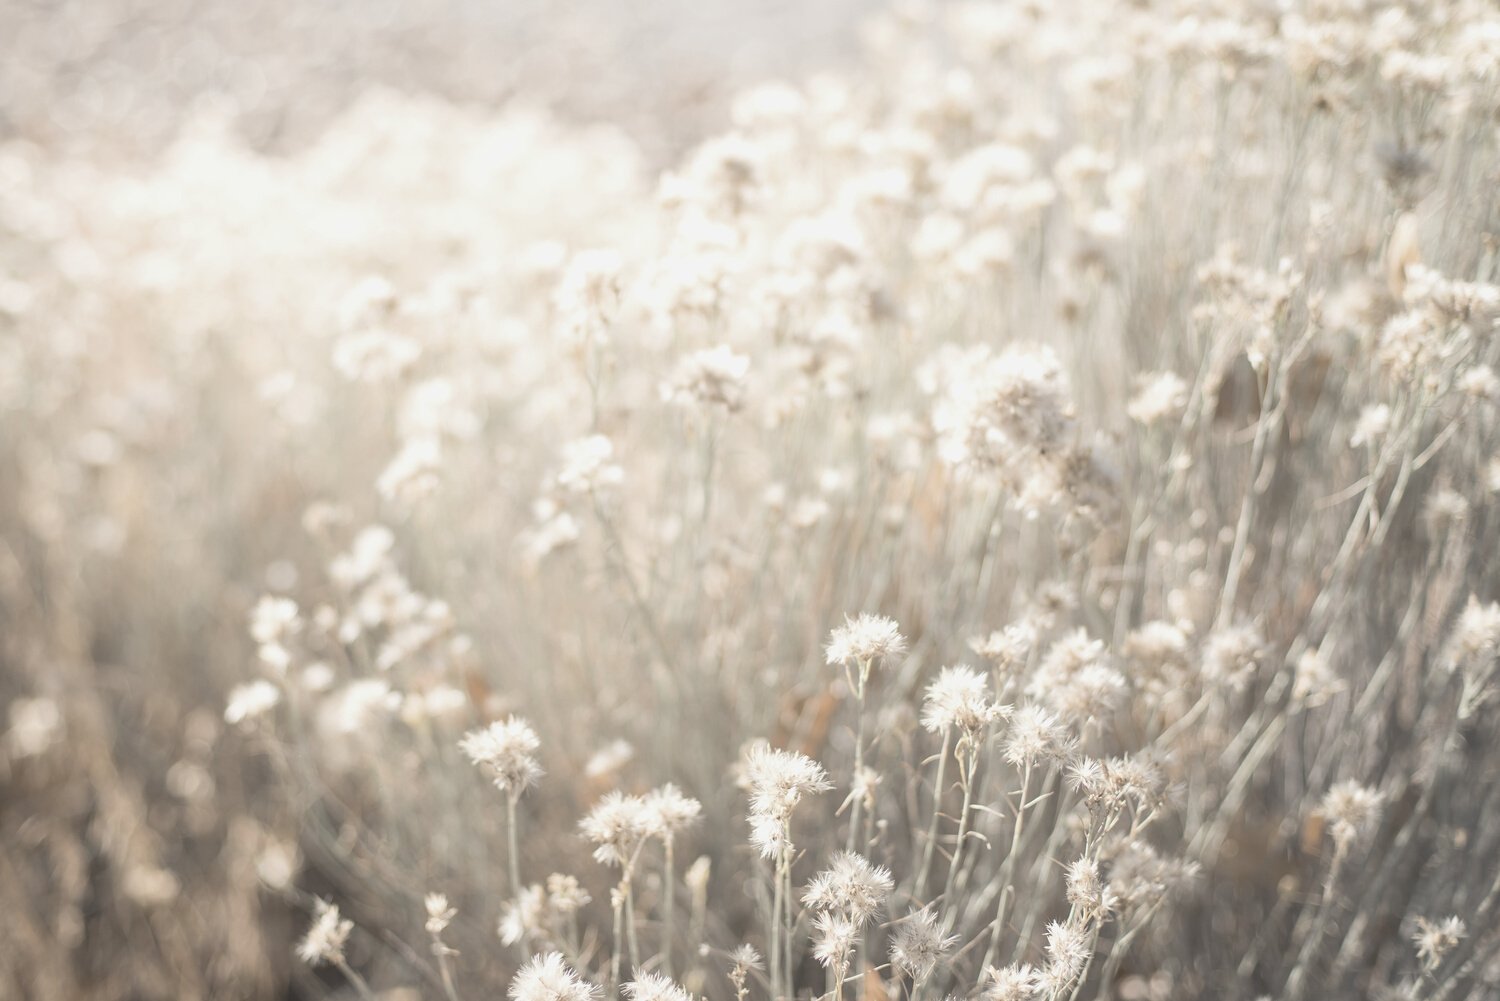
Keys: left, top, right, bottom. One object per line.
{"left": 506, "top": 790, "right": 522, "bottom": 899}
{"left": 848, "top": 662, "right": 869, "bottom": 853}
{"left": 333, "top": 957, "right": 379, "bottom": 1001}
{"left": 941, "top": 745, "right": 976, "bottom": 917}
{"left": 914, "top": 729, "right": 951, "bottom": 903}
{"left": 663, "top": 834, "right": 677, "bottom": 977}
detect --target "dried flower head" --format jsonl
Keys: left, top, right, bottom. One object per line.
{"left": 921, "top": 664, "right": 1005, "bottom": 735}
{"left": 971, "top": 621, "right": 1037, "bottom": 675}
{"left": 1065, "top": 857, "right": 1117, "bottom": 919}
{"left": 624, "top": 972, "right": 694, "bottom": 1001}
{"left": 983, "top": 964, "right": 1041, "bottom": 1001}
{"left": 825, "top": 613, "right": 908, "bottom": 670}
{"left": 1044, "top": 918, "right": 1092, "bottom": 984}
{"left": 1321, "top": 780, "right": 1384, "bottom": 853}
{"left": 1002, "top": 705, "right": 1075, "bottom": 769}
{"left": 743, "top": 744, "right": 832, "bottom": 859}
{"left": 1293, "top": 650, "right": 1346, "bottom": 708}
{"left": 889, "top": 908, "right": 958, "bottom": 983}
{"left": 663, "top": 345, "right": 751, "bottom": 411}
{"left": 1127, "top": 371, "right": 1190, "bottom": 426}
{"left": 460, "top": 717, "right": 544, "bottom": 795}
{"left": 297, "top": 899, "right": 353, "bottom": 967}
{"left": 225, "top": 680, "right": 280, "bottom": 726}
{"left": 556, "top": 435, "right": 624, "bottom": 495}
{"left": 644, "top": 783, "right": 703, "bottom": 837}
{"left": 1412, "top": 915, "right": 1466, "bottom": 972}
{"left": 802, "top": 851, "right": 894, "bottom": 925}
{"left": 509, "top": 952, "right": 600, "bottom": 1001}
{"left": 500, "top": 884, "right": 547, "bottom": 946}
{"left": 425, "top": 893, "right": 456, "bottom": 936}
{"left": 546, "top": 873, "right": 591, "bottom": 914}
{"left": 580, "top": 791, "right": 654, "bottom": 868}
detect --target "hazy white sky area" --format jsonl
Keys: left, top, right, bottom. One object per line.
{"left": 0, "top": 0, "right": 884, "bottom": 162}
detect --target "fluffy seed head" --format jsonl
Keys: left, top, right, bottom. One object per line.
{"left": 890, "top": 908, "right": 958, "bottom": 983}
{"left": 500, "top": 884, "right": 546, "bottom": 946}
{"left": 297, "top": 899, "right": 353, "bottom": 967}
{"left": 580, "top": 791, "right": 654, "bottom": 868}
{"left": 802, "top": 851, "right": 894, "bottom": 925}
{"left": 509, "top": 952, "right": 600, "bottom": 1001}
{"left": 460, "top": 717, "right": 543, "bottom": 795}
{"left": 1321, "top": 780, "right": 1384, "bottom": 853}
{"left": 1412, "top": 916, "right": 1466, "bottom": 972}
{"left": 624, "top": 972, "right": 694, "bottom": 1001}
{"left": 825, "top": 613, "right": 908, "bottom": 669}
{"left": 812, "top": 911, "right": 859, "bottom": 970}
{"left": 644, "top": 783, "right": 703, "bottom": 837}
{"left": 425, "top": 893, "right": 456, "bottom": 935}
{"left": 921, "top": 664, "right": 1005, "bottom": 735}
{"left": 983, "top": 964, "right": 1041, "bottom": 1001}
{"left": 1002, "top": 705, "right": 1074, "bottom": 768}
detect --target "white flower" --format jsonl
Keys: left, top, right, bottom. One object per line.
{"left": 425, "top": 893, "right": 456, "bottom": 936}
{"left": 1293, "top": 650, "right": 1346, "bottom": 708}
{"left": 624, "top": 972, "right": 694, "bottom": 1001}
{"left": 225, "top": 680, "right": 280, "bottom": 726}
{"left": 1044, "top": 918, "right": 1091, "bottom": 981}
{"left": 921, "top": 664, "right": 1004, "bottom": 735}
{"left": 1321, "top": 780, "right": 1383, "bottom": 853}
{"left": 1412, "top": 915, "right": 1466, "bottom": 971}
{"left": 580, "top": 791, "right": 654, "bottom": 868}
{"left": 743, "top": 744, "right": 831, "bottom": 858}
{"left": 1350, "top": 404, "right": 1392, "bottom": 447}
{"left": 644, "top": 783, "right": 702, "bottom": 837}
{"left": 663, "top": 346, "right": 751, "bottom": 411}
{"left": 825, "top": 614, "right": 908, "bottom": 669}
{"left": 1065, "top": 857, "right": 1117, "bottom": 919}
{"left": 812, "top": 911, "right": 859, "bottom": 970}
{"left": 460, "top": 717, "right": 543, "bottom": 795}
{"left": 1127, "top": 371, "right": 1189, "bottom": 426}
{"left": 297, "top": 900, "right": 353, "bottom": 966}
{"left": 250, "top": 595, "right": 301, "bottom": 644}
{"left": 556, "top": 435, "right": 624, "bottom": 495}
{"left": 509, "top": 952, "right": 600, "bottom": 1001}
{"left": 983, "top": 964, "right": 1041, "bottom": 1001}
{"left": 803, "top": 851, "right": 893, "bottom": 926}
{"left": 546, "top": 873, "right": 591, "bottom": 914}
{"left": 889, "top": 908, "right": 958, "bottom": 982}
{"left": 500, "top": 885, "right": 547, "bottom": 946}
{"left": 1002, "top": 705, "right": 1074, "bottom": 768}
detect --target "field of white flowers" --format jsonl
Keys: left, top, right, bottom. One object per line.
{"left": 2, "top": 1, "right": 1498, "bottom": 1000}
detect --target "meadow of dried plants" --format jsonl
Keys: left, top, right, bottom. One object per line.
{"left": 2, "top": 1, "right": 1499, "bottom": 999}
